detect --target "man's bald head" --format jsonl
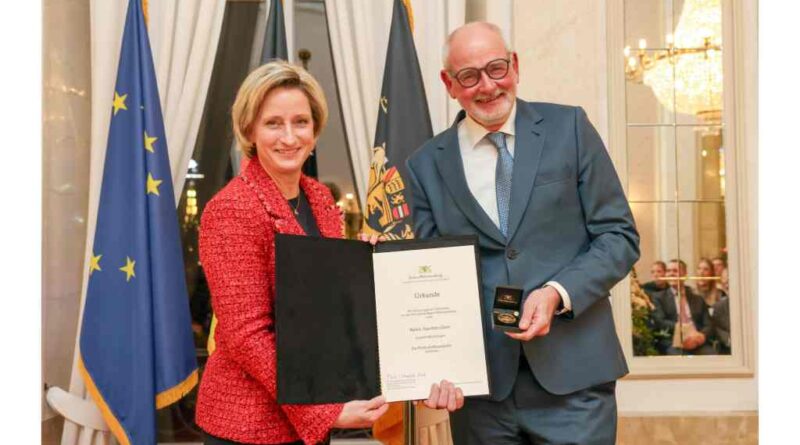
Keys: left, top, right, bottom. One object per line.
{"left": 439, "top": 21, "right": 518, "bottom": 131}
{"left": 442, "top": 22, "right": 511, "bottom": 71}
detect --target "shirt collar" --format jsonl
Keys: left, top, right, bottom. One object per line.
{"left": 462, "top": 101, "right": 517, "bottom": 149}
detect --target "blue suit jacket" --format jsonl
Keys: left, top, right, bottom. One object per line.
{"left": 406, "top": 100, "right": 640, "bottom": 398}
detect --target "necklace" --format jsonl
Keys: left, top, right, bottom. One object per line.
{"left": 289, "top": 192, "right": 302, "bottom": 215}
{"left": 261, "top": 167, "right": 302, "bottom": 215}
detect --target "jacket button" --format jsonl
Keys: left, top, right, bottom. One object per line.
{"left": 507, "top": 248, "right": 519, "bottom": 260}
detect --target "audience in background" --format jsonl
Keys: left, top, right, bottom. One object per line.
{"left": 642, "top": 260, "right": 669, "bottom": 296}
{"left": 712, "top": 256, "right": 727, "bottom": 282}
{"left": 709, "top": 266, "right": 731, "bottom": 354}
{"left": 710, "top": 293, "right": 731, "bottom": 355}
{"left": 650, "top": 259, "right": 715, "bottom": 355}
{"left": 696, "top": 257, "right": 726, "bottom": 307}
{"left": 719, "top": 266, "right": 729, "bottom": 293}
{"left": 638, "top": 256, "right": 733, "bottom": 356}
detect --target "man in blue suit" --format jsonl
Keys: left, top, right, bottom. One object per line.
{"left": 406, "top": 22, "right": 640, "bottom": 444}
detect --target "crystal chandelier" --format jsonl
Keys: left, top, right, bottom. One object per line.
{"left": 625, "top": 0, "right": 723, "bottom": 122}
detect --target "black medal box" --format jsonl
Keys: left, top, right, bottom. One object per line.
{"left": 492, "top": 286, "right": 523, "bottom": 332}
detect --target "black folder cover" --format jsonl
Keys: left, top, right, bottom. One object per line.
{"left": 274, "top": 234, "right": 479, "bottom": 404}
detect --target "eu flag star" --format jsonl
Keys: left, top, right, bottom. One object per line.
{"left": 113, "top": 91, "right": 128, "bottom": 116}
{"left": 144, "top": 131, "right": 157, "bottom": 153}
{"left": 146, "top": 173, "right": 162, "bottom": 196}
{"left": 89, "top": 253, "right": 102, "bottom": 275}
{"left": 119, "top": 256, "right": 136, "bottom": 282}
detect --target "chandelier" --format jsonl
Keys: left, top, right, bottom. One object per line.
{"left": 624, "top": 0, "right": 723, "bottom": 122}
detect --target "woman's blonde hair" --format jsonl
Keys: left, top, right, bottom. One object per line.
{"left": 231, "top": 60, "right": 328, "bottom": 158}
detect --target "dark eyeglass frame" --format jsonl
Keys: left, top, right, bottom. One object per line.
{"left": 450, "top": 57, "right": 512, "bottom": 88}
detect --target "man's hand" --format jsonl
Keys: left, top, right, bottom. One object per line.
{"left": 682, "top": 331, "right": 706, "bottom": 351}
{"left": 506, "top": 286, "right": 562, "bottom": 342}
{"left": 416, "top": 380, "right": 464, "bottom": 412}
{"left": 333, "top": 395, "right": 390, "bottom": 429}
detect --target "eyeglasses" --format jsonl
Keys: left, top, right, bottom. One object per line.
{"left": 450, "top": 58, "right": 511, "bottom": 88}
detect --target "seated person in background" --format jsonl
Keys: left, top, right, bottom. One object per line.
{"left": 712, "top": 256, "right": 727, "bottom": 284}
{"left": 642, "top": 260, "right": 669, "bottom": 296}
{"left": 696, "top": 257, "right": 726, "bottom": 308}
{"left": 710, "top": 267, "right": 731, "bottom": 354}
{"left": 720, "top": 266, "right": 730, "bottom": 294}
{"left": 710, "top": 294, "right": 731, "bottom": 355}
{"left": 651, "top": 259, "right": 716, "bottom": 355}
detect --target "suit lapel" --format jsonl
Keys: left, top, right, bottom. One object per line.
{"left": 506, "top": 100, "right": 545, "bottom": 241}
{"left": 661, "top": 289, "right": 678, "bottom": 318}
{"left": 434, "top": 113, "right": 506, "bottom": 245}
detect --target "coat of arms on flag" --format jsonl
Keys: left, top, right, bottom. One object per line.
{"left": 365, "top": 144, "right": 413, "bottom": 239}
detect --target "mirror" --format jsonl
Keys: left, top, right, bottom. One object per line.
{"left": 622, "top": 0, "right": 731, "bottom": 357}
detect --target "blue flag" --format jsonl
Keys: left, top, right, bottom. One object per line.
{"left": 79, "top": 1, "right": 198, "bottom": 444}
{"left": 363, "top": 0, "right": 432, "bottom": 240}
{"left": 261, "top": 0, "right": 288, "bottom": 62}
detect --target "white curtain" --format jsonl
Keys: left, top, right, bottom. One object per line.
{"left": 325, "top": 0, "right": 465, "bottom": 207}
{"left": 58, "top": 2, "right": 225, "bottom": 444}
{"left": 148, "top": 0, "right": 227, "bottom": 201}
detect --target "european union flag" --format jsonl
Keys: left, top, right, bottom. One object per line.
{"left": 79, "top": 1, "right": 198, "bottom": 444}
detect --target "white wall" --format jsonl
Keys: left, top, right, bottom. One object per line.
{"left": 512, "top": 0, "right": 609, "bottom": 141}
{"left": 42, "top": 0, "right": 92, "bottom": 422}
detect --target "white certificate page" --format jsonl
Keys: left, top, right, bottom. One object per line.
{"left": 372, "top": 245, "right": 489, "bottom": 402}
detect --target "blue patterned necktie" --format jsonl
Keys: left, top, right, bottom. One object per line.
{"left": 487, "top": 132, "right": 513, "bottom": 237}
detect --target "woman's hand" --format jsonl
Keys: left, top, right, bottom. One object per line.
{"left": 333, "top": 395, "right": 389, "bottom": 429}
{"left": 357, "top": 233, "right": 385, "bottom": 245}
{"left": 416, "top": 380, "right": 465, "bottom": 412}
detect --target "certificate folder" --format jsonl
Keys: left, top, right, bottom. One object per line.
{"left": 274, "top": 234, "right": 489, "bottom": 404}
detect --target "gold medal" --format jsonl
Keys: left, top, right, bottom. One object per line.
{"left": 497, "top": 312, "right": 518, "bottom": 324}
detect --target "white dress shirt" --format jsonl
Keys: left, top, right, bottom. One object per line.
{"left": 457, "top": 104, "right": 572, "bottom": 313}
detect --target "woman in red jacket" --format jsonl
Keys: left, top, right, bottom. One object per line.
{"left": 195, "top": 61, "right": 389, "bottom": 445}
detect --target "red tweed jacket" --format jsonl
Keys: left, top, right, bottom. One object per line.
{"left": 195, "top": 160, "right": 344, "bottom": 444}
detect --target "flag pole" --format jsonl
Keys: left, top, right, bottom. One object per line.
{"left": 363, "top": 1, "right": 432, "bottom": 444}
{"left": 404, "top": 402, "right": 415, "bottom": 445}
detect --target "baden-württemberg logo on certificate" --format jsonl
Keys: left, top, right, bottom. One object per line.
{"left": 405, "top": 265, "right": 447, "bottom": 283}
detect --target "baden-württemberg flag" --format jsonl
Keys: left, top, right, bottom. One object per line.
{"left": 366, "top": 1, "right": 433, "bottom": 443}
{"left": 79, "top": 1, "right": 198, "bottom": 444}
{"left": 363, "top": 0, "right": 433, "bottom": 240}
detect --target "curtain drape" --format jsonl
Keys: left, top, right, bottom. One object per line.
{"left": 57, "top": 2, "right": 225, "bottom": 444}
{"left": 148, "top": 0, "right": 227, "bottom": 202}
{"left": 325, "top": 0, "right": 464, "bottom": 207}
